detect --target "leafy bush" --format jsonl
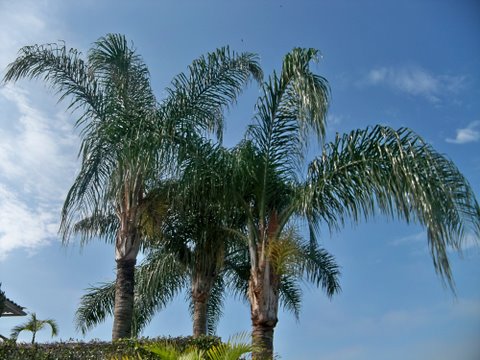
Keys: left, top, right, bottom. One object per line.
{"left": 141, "top": 333, "right": 252, "bottom": 360}
{"left": 0, "top": 336, "right": 220, "bottom": 360}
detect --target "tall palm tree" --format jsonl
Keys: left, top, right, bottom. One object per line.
{"left": 71, "top": 139, "right": 245, "bottom": 339}
{"left": 74, "top": 141, "right": 340, "bottom": 339}
{"left": 10, "top": 313, "right": 58, "bottom": 344}
{"left": 3, "top": 34, "right": 262, "bottom": 340}
{"left": 227, "top": 48, "right": 480, "bottom": 359}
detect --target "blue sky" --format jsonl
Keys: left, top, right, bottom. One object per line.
{"left": 0, "top": 0, "right": 479, "bottom": 359}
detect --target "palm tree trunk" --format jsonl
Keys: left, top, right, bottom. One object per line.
{"left": 191, "top": 271, "right": 214, "bottom": 338}
{"left": 112, "top": 258, "right": 136, "bottom": 340}
{"left": 249, "top": 260, "right": 279, "bottom": 360}
{"left": 252, "top": 323, "right": 275, "bottom": 360}
{"left": 192, "top": 295, "right": 208, "bottom": 337}
{"left": 112, "top": 188, "right": 142, "bottom": 340}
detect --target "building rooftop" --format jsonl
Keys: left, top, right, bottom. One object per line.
{"left": 2, "top": 297, "right": 26, "bottom": 317}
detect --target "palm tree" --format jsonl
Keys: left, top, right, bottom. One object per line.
{"left": 74, "top": 141, "right": 340, "bottom": 339}
{"left": 10, "top": 313, "right": 58, "bottom": 344}
{"left": 71, "top": 140, "right": 245, "bottom": 339}
{"left": 3, "top": 34, "right": 262, "bottom": 340}
{"left": 226, "top": 48, "right": 480, "bottom": 359}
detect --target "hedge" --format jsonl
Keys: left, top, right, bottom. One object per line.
{"left": 0, "top": 336, "right": 221, "bottom": 360}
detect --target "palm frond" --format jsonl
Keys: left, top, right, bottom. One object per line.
{"left": 206, "top": 332, "right": 252, "bottom": 360}
{"left": 205, "top": 276, "right": 226, "bottom": 335}
{"left": 161, "top": 47, "right": 262, "bottom": 146}
{"left": 75, "top": 249, "right": 188, "bottom": 336}
{"left": 223, "top": 246, "right": 251, "bottom": 301}
{"left": 75, "top": 282, "right": 115, "bottom": 335}
{"left": 72, "top": 212, "right": 118, "bottom": 246}
{"left": 297, "top": 242, "right": 341, "bottom": 297}
{"left": 132, "top": 250, "right": 189, "bottom": 335}
{"left": 41, "top": 319, "right": 59, "bottom": 337}
{"left": 278, "top": 275, "right": 303, "bottom": 319}
{"left": 306, "top": 125, "right": 480, "bottom": 287}
{"left": 3, "top": 42, "right": 104, "bottom": 124}
{"left": 247, "top": 48, "right": 329, "bottom": 183}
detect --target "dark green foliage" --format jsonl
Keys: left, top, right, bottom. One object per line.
{"left": 0, "top": 336, "right": 220, "bottom": 360}
{"left": 0, "top": 283, "right": 5, "bottom": 317}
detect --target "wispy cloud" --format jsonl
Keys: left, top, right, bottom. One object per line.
{"left": 0, "top": 86, "right": 78, "bottom": 259}
{"left": 389, "top": 230, "right": 478, "bottom": 258}
{"left": 366, "top": 66, "right": 465, "bottom": 103}
{"left": 390, "top": 231, "right": 425, "bottom": 246}
{"left": 0, "top": 185, "right": 58, "bottom": 260}
{"left": 0, "top": 1, "right": 59, "bottom": 72}
{"left": 0, "top": 86, "right": 78, "bottom": 200}
{"left": 446, "top": 121, "right": 480, "bottom": 144}
{"left": 0, "top": 4, "right": 78, "bottom": 260}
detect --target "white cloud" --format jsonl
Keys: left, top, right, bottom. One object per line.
{"left": 366, "top": 66, "right": 465, "bottom": 103}
{"left": 0, "top": 85, "right": 78, "bottom": 201}
{"left": 327, "top": 113, "right": 343, "bottom": 125}
{"left": 0, "top": 2, "right": 78, "bottom": 259}
{"left": 0, "top": 185, "right": 58, "bottom": 260}
{"left": 390, "top": 231, "right": 425, "bottom": 246}
{"left": 446, "top": 121, "right": 480, "bottom": 144}
{"left": 390, "top": 230, "right": 478, "bottom": 252}
{"left": 0, "top": 87, "right": 78, "bottom": 259}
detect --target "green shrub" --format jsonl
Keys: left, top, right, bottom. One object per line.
{"left": 0, "top": 336, "right": 221, "bottom": 360}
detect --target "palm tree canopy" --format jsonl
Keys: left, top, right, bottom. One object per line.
{"left": 224, "top": 47, "right": 479, "bottom": 290}
{"left": 303, "top": 125, "right": 480, "bottom": 287}
{"left": 3, "top": 34, "right": 263, "bottom": 249}
{"left": 10, "top": 313, "right": 58, "bottom": 340}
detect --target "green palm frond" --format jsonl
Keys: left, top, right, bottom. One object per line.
{"left": 278, "top": 275, "right": 302, "bottom": 319}
{"left": 75, "top": 249, "right": 188, "bottom": 336}
{"left": 306, "top": 125, "right": 480, "bottom": 286}
{"left": 2, "top": 42, "right": 104, "bottom": 122}
{"left": 162, "top": 47, "right": 262, "bottom": 144}
{"left": 75, "top": 282, "right": 115, "bottom": 335}
{"left": 142, "top": 342, "right": 186, "bottom": 360}
{"left": 223, "top": 247, "right": 250, "bottom": 301}
{"left": 72, "top": 212, "right": 118, "bottom": 246}
{"left": 205, "top": 276, "right": 226, "bottom": 335}
{"left": 247, "top": 48, "right": 329, "bottom": 182}
{"left": 11, "top": 313, "right": 58, "bottom": 343}
{"left": 267, "top": 227, "right": 340, "bottom": 311}
{"left": 132, "top": 250, "right": 189, "bottom": 335}
{"left": 297, "top": 242, "right": 341, "bottom": 297}
{"left": 206, "top": 332, "right": 252, "bottom": 360}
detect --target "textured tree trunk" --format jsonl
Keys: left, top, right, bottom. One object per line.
{"left": 112, "top": 258, "right": 136, "bottom": 340}
{"left": 112, "top": 182, "right": 142, "bottom": 340}
{"left": 192, "top": 296, "right": 208, "bottom": 337}
{"left": 252, "top": 323, "right": 275, "bottom": 360}
{"left": 191, "top": 271, "right": 215, "bottom": 338}
{"left": 249, "top": 259, "right": 279, "bottom": 360}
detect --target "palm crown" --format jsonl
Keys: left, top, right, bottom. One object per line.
{"left": 221, "top": 48, "right": 479, "bottom": 359}
{"left": 3, "top": 34, "right": 263, "bottom": 339}
{"left": 10, "top": 313, "right": 58, "bottom": 344}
